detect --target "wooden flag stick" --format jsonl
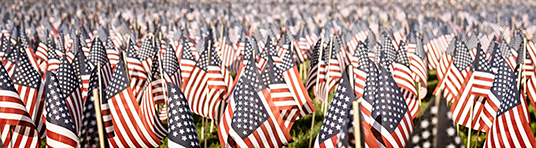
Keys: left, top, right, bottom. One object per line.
{"left": 466, "top": 96, "right": 476, "bottom": 148}
{"left": 203, "top": 40, "right": 212, "bottom": 148}
{"left": 94, "top": 62, "right": 106, "bottom": 148}
{"left": 353, "top": 101, "right": 361, "bottom": 148}
{"left": 433, "top": 91, "right": 441, "bottom": 147}
{"left": 308, "top": 111, "right": 316, "bottom": 148}
{"left": 314, "top": 38, "right": 325, "bottom": 96}
{"left": 156, "top": 49, "right": 168, "bottom": 120}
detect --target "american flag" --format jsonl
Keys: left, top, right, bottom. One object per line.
{"left": 436, "top": 40, "right": 472, "bottom": 102}
{"left": 19, "top": 28, "right": 40, "bottom": 72}
{"left": 44, "top": 71, "right": 79, "bottom": 148}
{"left": 56, "top": 56, "right": 83, "bottom": 134}
{"left": 105, "top": 38, "right": 120, "bottom": 69}
{"left": 424, "top": 30, "right": 442, "bottom": 70}
{"left": 35, "top": 35, "right": 49, "bottom": 69}
{"left": 350, "top": 41, "right": 370, "bottom": 98}
{"left": 88, "top": 37, "right": 113, "bottom": 87}
{"left": 369, "top": 65, "right": 413, "bottom": 148}
{"left": 182, "top": 39, "right": 222, "bottom": 119}
{"left": 163, "top": 42, "right": 182, "bottom": 88}
{"left": 0, "top": 35, "right": 8, "bottom": 59}
{"left": 393, "top": 41, "right": 419, "bottom": 118}
{"left": 166, "top": 82, "right": 201, "bottom": 148}
{"left": 280, "top": 47, "right": 316, "bottom": 116}
{"left": 137, "top": 36, "right": 155, "bottom": 74}
{"left": 358, "top": 58, "right": 379, "bottom": 123}
{"left": 526, "top": 40, "right": 536, "bottom": 109}
{"left": 2, "top": 40, "right": 20, "bottom": 76}
{"left": 305, "top": 39, "right": 324, "bottom": 90}
{"left": 483, "top": 64, "right": 536, "bottom": 147}
{"left": 125, "top": 39, "right": 148, "bottom": 99}
{"left": 140, "top": 54, "right": 168, "bottom": 140}
{"left": 220, "top": 38, "right": 236, "bottom": 68}
{"left": 12, "top": 49, "right": 46, "bottom": 137}
{"left": 79, "top": 67, "right": 110, "bottom": 148}
{"left": 218, "top": 55, "right": 291, "bottom": 147}
{"left": 313, "top": 66, "right": 355, "bottom": 148}
{"left": 407, "top": 33, "right": 428, "bottom": 100}
{"left": 260, "top": 55, "right": 299, "bottom": 131}
{"left": 0, "top": 61, "right": 40, "bottom": 148}
{"left": 294, "top": 26, "right": 310, "bottom": 64}
{"left": 478, "top": 53, "right": 513, "bottom": 133}
{"left": 72, "top": 47, "right": 93, "bottom": 101}
{"left": 406, "top": 95, "right": 463, "bottom": 148}
{"left": 179, "top": 37, "right": 196, "bottom": 86}
{"left": 45, "top": 39, "right": 60, "bottom": 72}
{"left": 257, "top": 37, "right": 279, "bottom": 71}
{"left": 104, "top": 54, "right": 161, "bottom": 147}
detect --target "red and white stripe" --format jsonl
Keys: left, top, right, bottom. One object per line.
{"left": 140, "top": 82, "right": 168, "bottom": 140}
{"left": 0, "top": 89, "right": 36, "bottom": 128}
{"left": 392, "top": 63, "right": 419, "bottom": 119}
{"left": 126, "top": 56, "right": 148, "bottom": 100}
{"left": 282, "top": 66, "right": 316, "bottom": 116}
{"left": 483, "top": 100, "right": 536, "bottom": 148}
{"left": 64, "top": 88, "right": 83, "bottom": 134}
{"left": 181, "top": 67, "right": 221, "bottom": 119}
{"left": 107, "top": 88, "right": 161, "bottom": 147}
{"left": 371, "top": 112, "right": 413, "bottom": 148}
{"left": 4, "top": 125, "right": 39, "bottom": 148}
{"left": 46, "top": 121, "right": 79, "bottom": 148}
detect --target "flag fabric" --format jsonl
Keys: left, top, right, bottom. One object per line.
{"left": 179, "top": 37, "right": 197, "bottom": 86}
{"left": 182, "top": 39, "right": 220, "bottom": 119}
{"left": 369, "top": 65, "right": 413, "bottom": 148}
{"left": 137, "top": 36, "right": 156, "bottom": 74}
{"left": 105, "top": 38, "right": 120, "bottom": 69}
{"left": 0, "top": 60, "right": 40, "bottom": 148}
{"left": 72, "top": 47, "right": 94, "bottom": 101}
{"left": 88, "top": 37, "right": 113, "bottom": 87}
{"left": 105, "top": 54, "right": 161, "bottom": 147}
{"left": 407, "top": 33, "right": 428, "bottom": 100}
{"left": 125, "top": 39, "right": 148, "bottom": 100}
{"left": 163, "top": 42, "right": 182, "bottom": 88}
{"left": 218, "top": 54, "right": 291, "bottom": 147}
{"left": 261, "top": 55, "right": 299, "bottom": 131}
{"left": 140, "top": 55, "right": 168, "bottom": 140}
{"left": 350, "top": 41, "right": 370, "bottom": 98}
{"left": 405, "top": 96, "right": 463, "bottom": 148}
{"left": 306, "top": 39, "right": 324, "bottom": 90}
{"left": 483, "top": 65, "right": 536, "bottom": 147}
{"left": 393, "top": 41, "right": 419, "bottom": 118}
{"left": 44, "top": 71, "right": 79, "bottom": 148}
{"left": 313, "top": 65, "right": 355, "bottom": 148}
{"left": 166, "top": 82, "right": 201, "bottom": 148}
{"left": 280, "top": 47, "right": 316, "bottom": 116}
{"left": 56, "top": 56, "right": 83, "bottom": 134}
{"left": 11, "top": 49, "right": 46, "bottom": 137}
{"left": 79, "top": 67, "right": 110, "bottom": 148}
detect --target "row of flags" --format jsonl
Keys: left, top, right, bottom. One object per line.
{"left": 2, "top": 0, "right": 536, "bottom": 148}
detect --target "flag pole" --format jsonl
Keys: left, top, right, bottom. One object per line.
{"left": 433, "top": 91, "right": 441, "bottom": 147}
{"left": 466, "top": 95, "right": 475, "bottom": 148}
{"left": 156, "top": 39, "right": 168, "bottom": 120}
{"left": 93, "top": 61, "right": 106, "bottom": 148}
{"left": 348, "top": 65, "right": 361, "bottom": 148}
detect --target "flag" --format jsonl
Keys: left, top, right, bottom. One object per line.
{"left": 105, "top": 38, "right": 120, "bottom": 69}
{"left": 260, "top": 55, "right": 299, "bottom": 131}
{"left": 182, "top": 39, "right": 223, "bottom": 119}
{"left": 12, "top": 48, "right": 46, "bottom": 137}
{"left": 306, "top": 39, "right": 324, "bottom": 90}
{"left": 72, "top": 47, "right": 94, "bottom": 101}
{"left": 280, "top": 47, "right": 316, "bottom": 116}
{"left": 350, "top": 41, "right": 370, "bottom": 98}
{"left": 218, "top": 54, "right": 291, "bottom": 147}
{"left": 105, "top": 54, "right": 160, "bottom": 147}
{"left": 163, "top": 42, "right": 182, "bottom": 87}
{"left": 483, "top": 65, "right": 536, "bottom": 147}
{"left": 137, "top": 36, "right": 156, "bottom": 74}
{"left": 125, "top": 39, "right": 148, "bottom": 99}
{"left": 369, "top": 65, "right": 413, "bottom": 148}
{"left": 393, "top": 41, "right": 419, "bottom": 118}
{"left": 79, "top": 67, "right": 110, "bottom": 148}
{"left": 407, "top": 33, "right": 428, "bottom": 100}
{"left": 140, "top": 55, "right": 168, "bottom": 140}
{"left": 178, "top": 37, "right": 197, "bottom": 86}
{"left": 44, "top": 71, "right": 79, "bottom": 148}
{"left": 166, "top": 82, "right": 201, "bottom": 148}
{"left": 45, "top": 39, "right": 60, "bottom": 72}
{"left": 0, "top": 60, "right": 40, "bottom": 148}
{"left": 56, "top": 56, "right": 83, "bottom": 133}
{"left": 405, "top": 96, "right": 463, "bottom": 148}
{"left": 313, "top": 66, "right": 355, "bottom": 148}
{"left": 88, "top": 37, "right": 112, "bottom": 87}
